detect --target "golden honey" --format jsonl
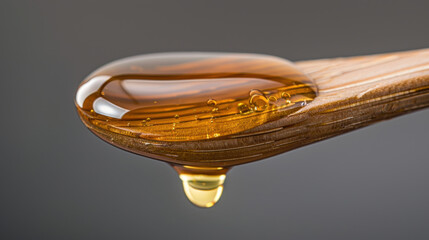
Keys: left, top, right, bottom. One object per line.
{"left": 75, "top": 52, "right": 317, "bottom": 207}
{"left": 172, "top": 165, "right": 228, "bottom": 208}
{"left": 76, "top": 52, "right": 316, "bottom": 141}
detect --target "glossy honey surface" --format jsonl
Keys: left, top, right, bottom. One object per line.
{"left": 76, "top": 52, "right": 317, "bottom": 142}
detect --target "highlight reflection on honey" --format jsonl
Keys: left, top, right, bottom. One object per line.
{"left": 75, "top": 52, "right": 317, "bottom": 207}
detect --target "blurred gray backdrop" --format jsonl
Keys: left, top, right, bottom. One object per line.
{"left": 1, "top": 0, "right": 429, "bottom": 239}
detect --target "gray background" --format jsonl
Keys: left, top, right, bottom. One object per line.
{"left": 1, "top": 0, "right": 429, "bottom": 239}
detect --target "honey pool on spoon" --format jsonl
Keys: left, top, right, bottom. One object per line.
{"left": 75, "top": 52, "right": 319, "bottom": 207}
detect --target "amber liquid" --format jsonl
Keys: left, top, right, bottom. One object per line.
{"left": 75, "top": 52, "right": 317, "bottom": 207}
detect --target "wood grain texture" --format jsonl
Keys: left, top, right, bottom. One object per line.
{"left": 92, "top": 49, "right": 429, "bottom": 167}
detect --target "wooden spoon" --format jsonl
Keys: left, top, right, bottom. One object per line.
{"left": 90, "top": 48, "right": 429, "bottom": 167}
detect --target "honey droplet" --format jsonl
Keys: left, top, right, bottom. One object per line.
{"left": 180, "top": 174, "right": 225, "bottom": 208}
{"left": 173, "top": 165, "right": 227, "bottom": 208}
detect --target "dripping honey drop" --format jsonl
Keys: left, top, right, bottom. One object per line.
{"left": 173, "top": 165, "right": 228, "bottom": 208}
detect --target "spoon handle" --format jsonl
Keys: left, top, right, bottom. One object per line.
{"left": 234, "top": 48, "right": 429, "bottom": 161}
